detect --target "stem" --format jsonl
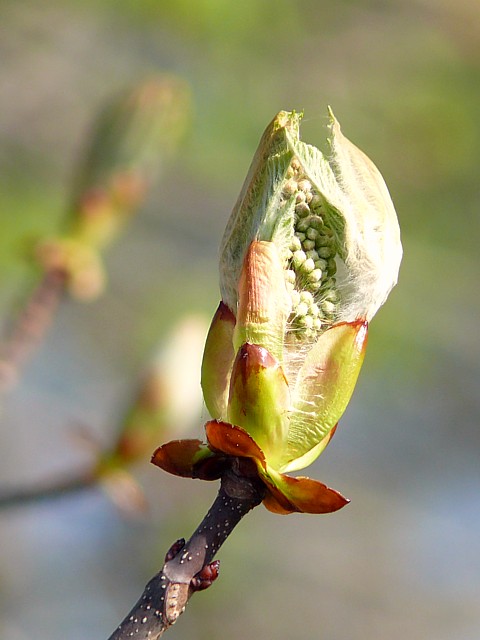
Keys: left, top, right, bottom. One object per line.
{"left": 107, "top": 465, "right": 265, "bottom": 640}
{"left": 0, "top": 470, "right": 95, "bottom": 510}
{"left": 0, "top": 268, "right": 67, "bottom": 393}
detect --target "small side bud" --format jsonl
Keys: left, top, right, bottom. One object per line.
{"left": 164, "top": 539, "right": 186, "bottom": 563}
{"left": 190, "top": 561, "right": 220, "bottom": 592}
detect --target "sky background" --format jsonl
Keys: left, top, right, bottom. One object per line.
{"left": 1, "top": 1, "right": 479, "bottom": 639}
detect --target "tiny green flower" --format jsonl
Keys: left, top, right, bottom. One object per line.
{"left": 153, "top": 109, "right": 401, "bottom": 514}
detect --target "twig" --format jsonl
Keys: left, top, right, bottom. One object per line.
{"left": 107, "top": 462, "right": 266, "bottom": 640}
{"left": 0, "top": 268, "right": 67, "bottom": 393}
{"left": 0, "top": 470, "right": 95, "bottom": 510}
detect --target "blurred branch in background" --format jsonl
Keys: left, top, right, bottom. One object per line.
{"left": 0, "top": 75, "right": 191, "bottom": 393}
{"left": 0, "top": 314, "right": 207, "bottom": 513}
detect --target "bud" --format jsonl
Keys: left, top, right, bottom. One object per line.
{"left": 34, "top": 75, "right": 191, "bottom": 299}
{"left": 33, "top": 237, "right": 105, "bottom": 301}
{"left": 152, "top": 109, "right": 401, "bottom": 515}
{"left": 94, "top": 315, "right": 207, "bottom": 515}
{"left": 101, "top": 315, "right": 207, "bottom": 468}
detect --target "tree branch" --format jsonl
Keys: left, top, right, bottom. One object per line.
{"left": 107, "top": 463, "right": 266, "bottom": 640}
{"left": 0, "top": 470, "right": 95, "bottom": 509}
{"left": 0, "top": 269, "right": 67, "bottom": 393}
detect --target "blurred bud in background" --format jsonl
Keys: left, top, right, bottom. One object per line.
{"left": 0, "top": 75, "right": 192, "bottom": 393}
{"left": 94, "top": 315, "right": 208, "bottom": 514}
{"left": 33, "top": 75, "right": 192, "bottom": 300}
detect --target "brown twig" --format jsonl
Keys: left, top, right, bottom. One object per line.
{"left": 0, "top": 268, "right": 67, "bottom": 393}
{"left": 107, "top": 463, "right": 266, "bottom": 640}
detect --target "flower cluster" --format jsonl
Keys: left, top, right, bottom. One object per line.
{"left": 152, "top": 110, "right": 402, "bottom": 514}
{"left": 283, "top": 161, "right": 340, "bottom": 336}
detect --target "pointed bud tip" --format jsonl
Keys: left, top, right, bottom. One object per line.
{"left": 237, "top": 342, "right": 277, "bottom": 370}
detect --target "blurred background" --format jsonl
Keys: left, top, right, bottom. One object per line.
{"left": 1, "top": 1, "right": 479, "bottom": 638}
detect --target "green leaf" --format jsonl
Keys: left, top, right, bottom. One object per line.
{"left": 281, "top": 320, "right": 368, "bottom": 472}
{"left": 227, "top": 343, "right": 290, "bottom": 466}
{"left": 201, "top": 302, "right": 236, "bottom": 420}
{"left": 219, "top": 111, "right": 300, "bottom": 313}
